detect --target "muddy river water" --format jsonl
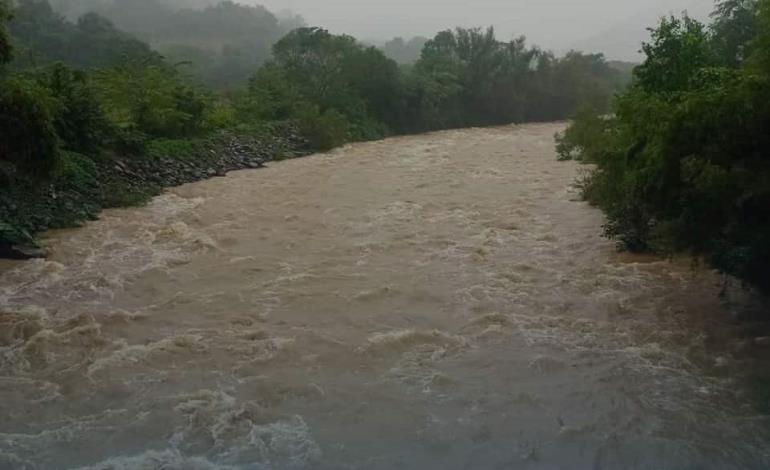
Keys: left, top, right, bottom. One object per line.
{"left": 1, "top": 123, "right": 769, "bottom": 469}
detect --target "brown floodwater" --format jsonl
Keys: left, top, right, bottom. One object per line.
{"left": 1, "top": 123, "right": 768, "bottom": 469}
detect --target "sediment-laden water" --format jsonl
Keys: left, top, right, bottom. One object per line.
{"left": 1, "top": 123, "right": 768, "bottom": 469}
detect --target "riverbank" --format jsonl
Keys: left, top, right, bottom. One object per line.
{"left": 0, "top": 123, "right": 311, "bottom": 259}
{"left": 2, "top": 123, "right": 768, "bottom": 469}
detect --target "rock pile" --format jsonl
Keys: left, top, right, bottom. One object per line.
{"left": 0, "top": 125, "right": 312, "bottom": 259}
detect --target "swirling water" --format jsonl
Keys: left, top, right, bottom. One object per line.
{"left": 1, "top": 123, "right": 768, "bottom": 469}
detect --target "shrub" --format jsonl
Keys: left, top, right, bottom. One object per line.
{"left": 0, "top": 0, "right": 12, "bottom": 66}
{"left": 293, "top": 103, "right": 349, "bottom": 152}
{"left": 145, "top": 138, "right": 201, "bottom": 160}
{"left": 93, "top": 63, "right": 209, "bottom": 140}
{"left": 0, "top": 77, "right": 60, "bottom": 181}
{"left": 58, "top": 150, "right": 96, "bottom": 188}
{"left": 35, "top": 64, "right": 112, "bottom": 154}
{"left": 558, "top": 3, "right": 770, "bottom": 294}
{"left": 555, "top": 107, "right": 616, "bottom": 161}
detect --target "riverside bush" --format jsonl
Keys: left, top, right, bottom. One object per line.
{"left": 557, "top": 0, "right": 770, "bottom": 293}
{"left": 0, "top": 77, "right": 60, "bottom": 181}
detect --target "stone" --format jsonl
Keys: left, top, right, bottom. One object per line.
{"left": 0, "top": 242, "right": 46, "bottom": 260}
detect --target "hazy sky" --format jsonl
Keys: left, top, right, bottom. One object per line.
{"left": 255, "top": 0, "right": 714, "bottom": 59}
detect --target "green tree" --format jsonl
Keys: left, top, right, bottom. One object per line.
{"left": 241, "top": 63, "right": 302, "bottom": 121}
{"left": 259, "top": 27, "right": 402, "bottom": 139}
{"left": 0, "top": 1, "right": 61, "bottom": 182}
{"left": 711, "top": 0, "right": 759, "bottom": 66}
{"left": 557, "top": 1, "right": 770, "bottom": 293}
{"left": 36, "top": 64, "right": 111, "bottom": 153}
{"left": 0, "top": 78, "right": 61, "bottom": 180}
{"left": 8, "top": 0, "right": 160, "bottom": 69}
{"left": 0, "top": 0, "right": 12, "bottom": 65}
{"left": 634, "top": 15, "right": 714, "bottom": 93}
{"left": 93, "top": 62, "right": 208, "bottom": 139}
{"left": 409, "top": 27, "right": 618, "bottom": 129}
{"left": 271, "top": 28, "right": 359, "bottom": 108}
{"left": 83, "top": 0, "right": 288, "bottom": 88}
{"left": 748, "top": 0, "right": 770, "bottom": 71}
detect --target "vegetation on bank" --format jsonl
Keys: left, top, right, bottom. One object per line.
{"left": 0, "top": 0, "right": 627, "bottom": 255}
{"left": 557, "top": 0, "right": 770, "bottom": 294}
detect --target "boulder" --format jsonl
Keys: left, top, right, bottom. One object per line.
{"left": 0, "top": 242, "right": 46, "bottom": 260}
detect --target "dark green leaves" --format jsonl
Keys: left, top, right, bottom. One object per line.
{"left": 559, "top": 0, "right": 770, "bottom": 293}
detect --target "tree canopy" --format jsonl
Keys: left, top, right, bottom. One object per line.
{"left": 48, "top": 0, "right": 303, "bottom": 88}
{"left": 8, "top": 0, "right": 160, "bottom": 69}
{"left": 557, "top": 0, "right": 770, "bottom": 293}
{"left": 0, "top": 0, "right": 12, "bottom": 65}
{"left": 0, "top": 0, "right": 630, "bottom": 249}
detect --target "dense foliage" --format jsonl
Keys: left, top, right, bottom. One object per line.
{"left": 405, "top": 28, "right": 628, "bottom": 131}
{"left": 0, "top": 0, "right": 628, "bottom": 251}
{"left": 0, "top": 77, "right": 60, "bottom": 180}
{"left": 51, "top": 0, "right": 303, "bottom": 89}
{"left": 0, "top": 1, "right": 60, "bottom": 183}
{"left": 8, "top": 0, "right": 161, "bottom": 69}
{"left": 0, "top": 0, "right": 11, "bottom": 65}
{"left": 238, "top": 27, "right": 402, "bottom": 147}
{"left": 236, "top": 26, "right": 627, "bottom": 146}
{"left": 557, "top": 0, "right": 770, "bottom": 293}
{"left": 0, "top": 0, "right": 211, "bottom": 184}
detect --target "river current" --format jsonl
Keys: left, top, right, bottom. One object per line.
{"left": 1, "top": 123, "right": 768, "bottom": 469}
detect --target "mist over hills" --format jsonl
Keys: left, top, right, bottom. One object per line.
{"left": 253, "top": 0, "right": 716, "bottom": 58}
{"left": 46, "top": 0, "right": 305, "bottom": 88}
{"left": 570, "top": 0, "right": 714, "bottom": 60}
{"left": 48, "top": 0, "right": 719, "bottom": 62}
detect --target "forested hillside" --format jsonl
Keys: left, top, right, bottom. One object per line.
{"left": 8, "top": 0, "right": 161, "bottom": 69}
{"left": 51, "top": 0, "right": 304, "bottom": 88}
{"left": 557, "top": 0, "right": 770, "bottom": 293}
{"left": 0, "top": 0, "right": 626, "bottom": 256}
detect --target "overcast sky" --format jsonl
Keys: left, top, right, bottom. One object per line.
{"left": 255, "top": 0, "right": 714, "bottom": 60}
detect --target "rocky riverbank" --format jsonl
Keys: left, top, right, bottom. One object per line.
{"left": 0, "top": 124, "right": 311, "bottom": 259}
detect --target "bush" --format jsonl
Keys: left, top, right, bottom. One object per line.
{"left": 240, "top": 64, "right": 302, "bottom": 122}
{"left": 555, "top": 107, "right": 617, "bottom": 161}
{"left": 145, "top": 138, "right": 201, "bottom": 160}
{"left": 35, "top": 64, "right": 113, "bottom": 154}
{"left": 93, "top": 63, "right": 209, "bottom": 140}
{"left": 293, "top": 103, "right": 349, "bottom": 152}
{"left": 203, "top": 101, "right": 237, "bottom": 131}
{"left": 58, "top": 150, "right": 96, "bottom": 188}
{"left": 0, "top": 77, "right": 60, "bottom": 181}
{"left": 558, "top": 3, "right": 770, "bottom": 294}
{"left": 7, "top": 3, "right": 162, "bottom": 70}
{"left": 0, "top": 0, "right": 12, "bottom": 66}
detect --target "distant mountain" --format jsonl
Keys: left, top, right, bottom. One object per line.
{"left": 571, "top": 0, "right": 714, "bottom": 61}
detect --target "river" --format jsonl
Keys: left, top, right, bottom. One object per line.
{"left": 1, "top": 123, "right": 768, "bottom": 469}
